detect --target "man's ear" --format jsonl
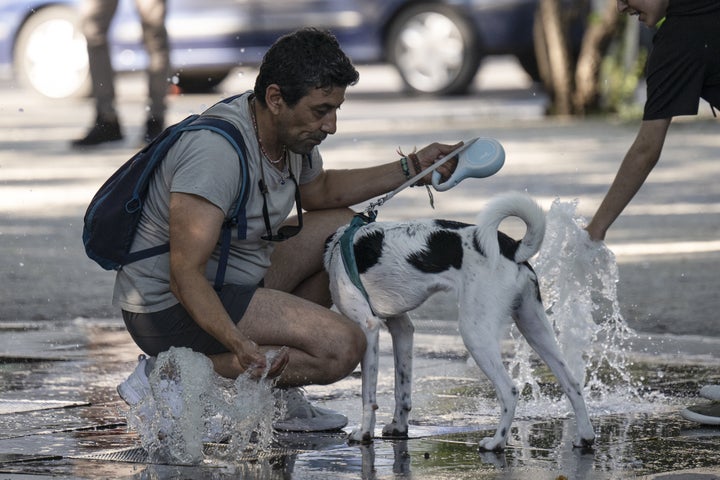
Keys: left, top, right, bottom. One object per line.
{"left": 265, "top": 84, "right": 284, "bottom": 114}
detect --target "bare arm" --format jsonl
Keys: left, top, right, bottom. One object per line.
{"left": 168, "top": 192, "right": 287, "bottom": 377}
{"left": 586, "top": 118, "right": 671, "bottom": 240}
{"left": 300, "top": 141, "right": 462, "bottom": 211}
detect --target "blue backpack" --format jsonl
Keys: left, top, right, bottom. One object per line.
{"left": 82, "top": 99, "right": 249, "bottom": 291}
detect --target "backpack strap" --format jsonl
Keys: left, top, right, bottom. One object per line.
{"left": 122, "top": 114, "right": 201, "bottom": 265}
{"left": 122, "top": 95, "right": 249, "bottom": 290}
{"left": 180, "top": 116, "right": 249, "bottom": 292}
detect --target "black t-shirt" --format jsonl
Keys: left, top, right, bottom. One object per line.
{"left": 643, "top": 2, "right": 720, "bottom": 119}
{"left": 667, "top": 0, "right": 720, "bottom": 16}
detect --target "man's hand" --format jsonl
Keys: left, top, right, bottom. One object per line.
{"left": 236, "top": 338, "right": 290, "bottom": 379}
{"left": 414, "top": 141, "right": 463, "bottom": 184}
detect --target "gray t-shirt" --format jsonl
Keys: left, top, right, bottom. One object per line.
{"left": 113, "top": 92, "right": 323, "bottom": 313}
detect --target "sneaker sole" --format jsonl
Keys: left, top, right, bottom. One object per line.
{"left": 680, "top": 402, "right": 720, "bottom": 426}
{"left": 273, "top": 413, "right": 348, "bottom": 433}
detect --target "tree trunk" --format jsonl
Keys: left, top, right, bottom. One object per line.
{"left": 535, "top": 0, "right": 573, "bottom": 115}
{"left": 572, "top": 0, "right": 622, "bottom": 114}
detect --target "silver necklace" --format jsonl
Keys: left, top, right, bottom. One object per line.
{"left": 250, "top": 98, "right": 286, "bottom": 164}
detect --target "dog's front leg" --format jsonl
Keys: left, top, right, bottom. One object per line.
{"left": 349, "top": 321, "right": 381, "bottom": 444}
{"left": 382, "top": 314, "right": 414, "bottom": 438}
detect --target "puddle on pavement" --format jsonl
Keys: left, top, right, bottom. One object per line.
{"left": 1, "top": 339, "right": 718, "bottom": 478}
{"left": 2, "top": 200, "right": 719, "bottom": 478}
{"left": 45, "top": 408, "right": 720, "bottom": 480}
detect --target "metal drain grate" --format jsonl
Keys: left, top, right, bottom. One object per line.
{"left": 71, "top": 445, "right": 303, "bottom": 464}
{"left": 71, "top": 447, "right": 149, "bottom": 464}
{"left": 0, "top": 399, "right": 89, "bottom": 415}
{"left": 204, "top": 445, "right": 302, "bottom": 461}
{"left": 0, "top": 453, "right": 63, "bottom": 464}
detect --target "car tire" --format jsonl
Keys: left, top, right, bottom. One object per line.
{"left": 387, "top": 4, "right": 481, "bottom": 95}
{"left": 14, "top": 6, "right": 91, "bottom": 99}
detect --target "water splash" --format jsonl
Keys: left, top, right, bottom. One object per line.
{"left": 507, "top": 198, "right": 643, "bottom": 413}
{"left": 126, "top": 346, "right": 280, "bottom": 465}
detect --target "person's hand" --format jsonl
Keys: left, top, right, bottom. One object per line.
{"left": 584, "top": 223, "right": 606, "bottom": 242}
{"left": 263, "top": 346, "right": 290, "bottom": 379}
{"left": 412, "top": 141, "right": 463, "bottom": 185}
{"left": 235, "top": 337, "right": 290, "bottom": 379}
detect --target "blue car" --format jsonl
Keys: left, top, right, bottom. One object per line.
{"left": 0, "top": 0, "right": 585, "bottom": 99}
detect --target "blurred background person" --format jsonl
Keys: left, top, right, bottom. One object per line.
{"left": 72, "top": 0, "right": 170, "bottom": 148}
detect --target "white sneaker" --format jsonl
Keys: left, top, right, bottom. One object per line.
{"left": 680, "top": 402, "right": 720, "bottom": 426}
{"left": 117, "top": 354, "right": 153, "bottom": 406}
{"left": 273, "top": 388, "right": 348, "bottom": 432}
{"left": 700, "top": 385, "right": 720, "bottom": 401}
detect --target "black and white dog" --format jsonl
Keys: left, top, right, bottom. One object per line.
{"left": 324, "top": 192, "right": 595, "bottom": 451}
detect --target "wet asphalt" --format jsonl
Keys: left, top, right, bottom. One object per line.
{"left": 0, "top": 62, "right": 719, "bottom": 478}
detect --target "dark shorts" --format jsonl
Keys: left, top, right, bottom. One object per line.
{"left": 122, "top": 283, "right": 258, "bottom": 356}
{"left": 644, "top": 13, "right": 720, "bottom": 120}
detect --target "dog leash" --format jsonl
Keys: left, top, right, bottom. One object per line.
{"left": 363, "top": 151, "right": 451, "bottom": 216}
{"left": 341, "top": 138, "right": 505, "bottom": 308}
{"left": 362, "top": 137, "right": 504, "bottom": 216}
{"left": 339, "top": 148, "right": 457, "bottom": 307}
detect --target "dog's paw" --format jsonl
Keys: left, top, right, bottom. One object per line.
{"left": 348, "top": 428, "right": 374, "bottom": 444}
{"left": 381, "top": 423, "right": 409, "bottom": 438}
{"left": 478, "top": 436, "right": 506, "bottom": 452}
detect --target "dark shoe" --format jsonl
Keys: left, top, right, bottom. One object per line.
{"left": 71, "top": 117, "right": 123, "bottom": 148}
{"left": 143, "top": 117, "right": 164, "bottom": 145}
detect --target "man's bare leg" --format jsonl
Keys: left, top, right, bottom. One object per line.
{"left": 209, "top": 207, "right": 365, "bottom": 384}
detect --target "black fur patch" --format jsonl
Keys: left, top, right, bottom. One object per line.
{"left": 472, "top": 235, "right": 485, "bottom": 257}
{"left": 434, "top": 219, "right": 470, "bottom": 230}
{"left": 497, "top": 232, "right": 519, "bottom": 260}
{"left": 407, "top": 230, "right": 463, "bottom": 273}
{"left": 530, "top": 275, "right": 543, "bottom": 303}
{"left": 355, "top": 230, "right": 385, "bottom": 274}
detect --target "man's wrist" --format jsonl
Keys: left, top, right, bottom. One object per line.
{"left": 399, "top": 156, "right": 411, "bottom": 179}
{"left": 408, "top": 152, "right": 424, "bottom": 186}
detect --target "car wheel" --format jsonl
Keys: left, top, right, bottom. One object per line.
{"left": 14, "top": 6, "right": 91, "bottom": 99}
{"left": 387, "top": 4, "right": 481, "bottom": 95}
{"left": 174, "top": 70, "right": 230, "bottom": 93}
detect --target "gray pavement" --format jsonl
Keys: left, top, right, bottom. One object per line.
{"left": 1, "top": 61, "right": 719, "bottom": 478}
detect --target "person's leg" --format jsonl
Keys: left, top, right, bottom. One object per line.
{"left": 73, "top": 0, "right": 123, "bottom": 146}
{"left": 210, "top": 208, "right": 365, "bottom": 385}
{"left": 264, "top": 207, "right": 355, "bottom": 306}
{"left": 126, "top": 287, "right": 365, "bottom": 386}
{"left": 135, "top": 0, "right": 170, "bottom": 141}
{"left": 211, "top": 288, "right": 365, "bottom": 386}
{"left": 81, "top": 0, "right": 119, "bottom": 122}
{"left": 121, "top": 209, "right": 361, "bottom": 430}
{"left": 124, "top": 208, "right": 364, "bottom": 385}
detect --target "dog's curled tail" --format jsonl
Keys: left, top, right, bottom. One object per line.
{"left": 476, "top": 192, "right": 546, "bottom": 264}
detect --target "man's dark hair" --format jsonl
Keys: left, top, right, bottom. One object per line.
{"left": 254, "top": 28, "right": 359, "bottom": 108}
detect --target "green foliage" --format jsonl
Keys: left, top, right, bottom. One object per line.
{"left": 599, "top": 23, "right": 647, "bottom": 119}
